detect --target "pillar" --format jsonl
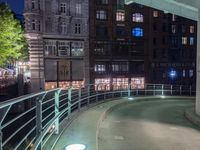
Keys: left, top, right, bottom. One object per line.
{"left": 196, "top": 9, "right": 200, "bottom": 115}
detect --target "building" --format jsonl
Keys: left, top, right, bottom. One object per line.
{"left": 24, "top": 0, "right": 89, "bottom": 92}
{"left": 89, "top": 0, "right": 197, "bottom": 90}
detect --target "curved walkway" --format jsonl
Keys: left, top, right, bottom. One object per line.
{"left": 53, "top": 97, "right": 200, "bottom": 150}
{"left": 99, "top": 99, "right": 200, "bottom": 150}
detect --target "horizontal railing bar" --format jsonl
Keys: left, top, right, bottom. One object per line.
{"left": 42, "top": 127, "right": 55, "bottom": 148}
{"left": 25, "top": 137, "right": 36, "bottom": 150}
{"left": 59, "top": 97, "right": 68, "bottom": 103}
{"left": 3, "top": 116, "right": 36, "bottom": 146}
{"left": 0, "top": 88, "right": 59, "bottom": 109}
{"left": 59, "top": 103, "right": 68, "bottom": 110}
{"left": 42, "top": 111, "right": 55, "bottom": 124}
{"left": 14, "top": 126, "right": 36, "bottom": 150}
{"left": 42, "top": 98, "right": 54, "bottom": 105}
{"left": 2, "top": 106, "right": 36, "bottom": 129}
{"left": 42, "top": 104, "right": 55, "bottom": 114}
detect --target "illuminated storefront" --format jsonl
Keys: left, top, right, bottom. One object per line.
{"left": 131, "top": 77, "right": 145, "bottom": 89}
{"left": 45, "top": 81, "right": 84, "bottom": 90}
{"left": 112, "top": 78, "right": 129, "bottom": 90}
{"left": 95, "top": 78, "right": 111, "bottom": 91}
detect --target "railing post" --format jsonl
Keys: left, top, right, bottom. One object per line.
{"left": 0, "top": 129, "right": 2, "bottom": 150}
{"left": 153, "top": 84, "right": 155, "bottom": 96}
{"left": 78, "top": 88, "right": 82, "bottom": 110}
{"left": 36, "top": 97, "right": 42, "bottom": 150}
{"left": 68, "top": 88, "right": 72, "bottom": 116}
{"left": 96, "top": 85, "right": 98, "bottom": 102}
{"left": 128, "top": 84, "right": 131, "bottom": 97}
{"left": 87, "top": 85, "right": 90, "bottom": 105}
{"left": 180, "top": 85, "right": 182, "bottom": 96}
{"left": 136, "top": 89, "right": 138, "bottom": 96}
{"left": 171, "top": 85, "right": 173, "bottom": 95}
{"left": 190, "top": 86, "right": 192, "bottom": 96}
{"left": 54, "top": 89, "right": 61, "bottom": 135}
{"left": 162, "top": 85, "right": 164, "bottom": 95}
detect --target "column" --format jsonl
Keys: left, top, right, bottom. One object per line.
{"left": 196, "top": 9, "right": 200, "bottom": 115}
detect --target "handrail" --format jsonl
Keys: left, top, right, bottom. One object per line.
{"left": 0, "top": 84, "right": 196, "bottom": 150}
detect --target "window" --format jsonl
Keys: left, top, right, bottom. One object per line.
{"left": 95, "top": 64, "right": 106, "bottom": 72}
{"left": 75, "top": 3, "right": 81, "bottom": 15}
{"left": 112, "top": 62, "right": 128, "bottom": 72}
{"left": 97, "top": 0, "right": 108, "bottom": 4}
{"left": 132, "top": 27, "right": 143, "bottom": 37}
{"left": 182, "top": 70, "right": 186, "bottom": 77}
{"left": 172, "top": 14, "right": 177, "bottom": 21}
{"left": 95, "top": 78, "right": 110, "bottom": 91}
{"left": 44, "top": 40, "right": 57, "bottom": 56}
{"left": 190, "top": 25, "right": 195, "bottom": 33}
{"left": 31, "top": 0, "right": 35, "bottom": 9}
{"left": 153, "top": 11, "right": 158, "bottom": 17}
{"left": 96, "top": 10, "right": 107, "bottom": 20}
{"left": 96, "top": 26, "right": 108, "bottom": 37}
{"left": 116, "top": 26, "right": 126, "bottom": 36}
{"left": 189, "top": 70, "right": 193, "bottom": 77}
{"left": 116, "top": 12, "right": 125, "bottom": 21}
{"left": 61, "top": 22, "right": 67, "bottom": 34}
{"left": 38, "top": 0, "right": 40, "bottom": 10}
{"left": 113, "top": 78, "right": 129, "bottom": 90}
{"left": 172, "top": 25, "right": 176, "bottom": 33}
{"left": 182, "top": 37, "right": 187, "bottom": 45}
{"left": 132, "top": 13, "right": 144, "bottom": 22}
{"left": 117, "top": 0, "right": 124, "bottom": 9}
{"left": 60, "top": 3, "right": 66, "bottom": 13}
{"left": 182, "top": 25, "right": 186, "bottom": 33}
{"left": 71, "top": 42, "right": 84, "bottom": 56}
{"left": 131, "top": 77, "right": 145, "bottom": 89}
{"left": 32, "top": 20, "right": 36, "bottom": 30}
{"left": 75, "top": 24, "right": 81, "bottom": 34}
{"left": 58, "top": 42, "right": 70, "bottom": 56}
{"left": 38, "top": 21, "right": 41, "bottom": 31}
{"left": 190, "top": 37, "right": 194, "bottom": 45}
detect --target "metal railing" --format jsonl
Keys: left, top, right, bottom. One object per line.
{"left": 0, "top": 84, "right": 196, "bottom": 150}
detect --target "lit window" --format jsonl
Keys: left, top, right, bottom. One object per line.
{"left": 71, "top": 42, "right": 84, "bottom": 56}
{"left": 182, "top": 37, "right": 187, "bottom": 45}
{"left": 44, "top": 40, "right": 57, "bottom": 56}
{"left": 132, "top": 13, "right": 144, "bottom": 22}
{"left": 190, "top": 25, "right": 195, "bottom": 33}
{"left": 190, "top": 37, "right": 194, "bottom": 45}
{"left": 182, "top": 70, "right": 186, "bottom": 77}
{"left": 132, "top": 27, "right": 143, "bottom": 37}
{"left": 95, "top": 78, "right": 110, "bottom": 91}
{"left": 95, "top": 64, "right": 106, "bottom": 72}
{"left": 189, "top": 70, "right": 193, "bottom": 77}
{"left": 116, "top": 12, "right": 125, "bottom": 21}
{"left": 131, "top": 77, "right": 145, "bottom": 89}
{"left": 153, "top": 11, "right": 158, "bottom": 17}
{"left": 96, "top": 10, "right": 107, "bottom": 20}
{"left": 113, "top": 78, "right": 129, "bottom": 90}
{"left": 60, "top": 3, "right": 66, "bottom": 13}
{"left": 75, "top": 3, "right": 81, "bottom": 15}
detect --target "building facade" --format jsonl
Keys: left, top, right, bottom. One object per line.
{"left": 24, "top": 0, "right": 89, "bottom": 92}
{"left": 90, "top": 0, "right": 197, "bottom": 90}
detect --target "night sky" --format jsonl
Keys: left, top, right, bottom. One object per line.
{"left": 0, "top": 0, "right": 24, "bottom": 14}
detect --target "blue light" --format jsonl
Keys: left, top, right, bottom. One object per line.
{"left": 132, "top": 27, "right": 143, "bottom": 37}
{"left": 169, "top": 69, "right": 177, "bottom": 79}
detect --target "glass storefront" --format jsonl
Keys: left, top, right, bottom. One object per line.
{"left": 112, "top": 78, "right": 129, "bottom": 90}
{"left": 131, "top": 77, "right": 145, "bottom": 89}
{"left": 95, "top": 78, "right": 111, "bottom": 91}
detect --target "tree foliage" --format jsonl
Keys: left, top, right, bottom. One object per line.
{"left": 0, "top": 3, "right": 28, "bottom": 66}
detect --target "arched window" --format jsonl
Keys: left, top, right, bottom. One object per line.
{"left": 132, "top": 27, "right": 143, "bottom": 37}
{"left": 132, "top": 13, "right": 144, "bottom": 22}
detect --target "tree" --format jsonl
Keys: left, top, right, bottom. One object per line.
{"left": 0, "top": 2, "right": 28, "bottom": 66}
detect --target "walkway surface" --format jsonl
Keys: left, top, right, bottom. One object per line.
{"left": 53, "top": 98, "right": 200, "bottom": 150}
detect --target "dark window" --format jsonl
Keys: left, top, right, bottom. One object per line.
{"left": 116, "top": 26, "right": 126, "bottom": 36}
{"left": 96, "top": 26, "right": 108, "bottom": 37}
